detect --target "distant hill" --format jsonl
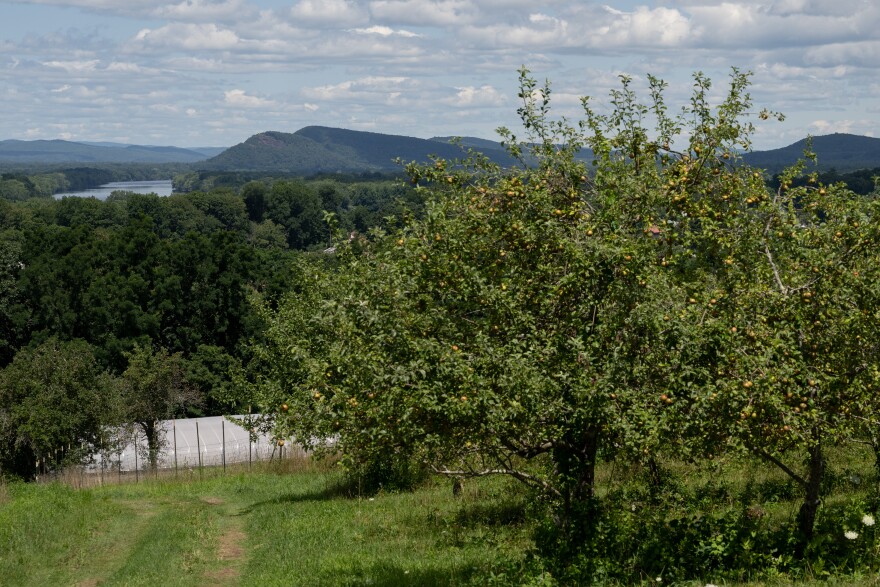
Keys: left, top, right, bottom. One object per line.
{"left": 0, "top": 140, "right": 214, "bottom": 164}
{"left": 431, "top": 136, "right": 595, "bottom": 165}
{"left": 743, "top": 133, "right": 880, "bottom": 173}
{"left": 200, "top": 131, "right": 363, "bottom": 172}
{"left": 201, "top": 127, "right": 515, "bottom": 173}
{"left": 15, "top": 128, "right": 873, "bottom": 173}
{"left": 187, "top": 147, "right": 227, "bottom": 158}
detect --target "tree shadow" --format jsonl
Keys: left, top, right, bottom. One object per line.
{"left": 452, "top": 499, "right": 528, "bottom": 528}
{"left": 237, "top": 478, "right": 367, "bottom": 514}
{"left": 321, "top": 560, "right": 481, "bottom": 587}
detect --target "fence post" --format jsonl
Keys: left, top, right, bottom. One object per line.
{"left": 173, "top": 419, "right": 178, "bottom": 478}
{"left": 248, "top": 433, "right": 252, "bottom": 470}
{"left": 100, "top": 432, "right": 105, "bottom": 486}
{"left": 196, "top": 421, "right": 202, "bottom": 478}
{"left": 222, "top": 419, "right": 226, "bottom": 473}
{"left": 134, "top": 431, "right": 139, "bottom": 484}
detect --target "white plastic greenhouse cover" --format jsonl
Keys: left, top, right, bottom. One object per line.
{"left": 90, "top": 416, "right": 295, "bottom": 472}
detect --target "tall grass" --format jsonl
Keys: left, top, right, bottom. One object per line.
{"left": 1, "top": 460, "right": 533, "bottom": 587}
{"left": 1, "top": 445, "right": 878, "bottom": 586}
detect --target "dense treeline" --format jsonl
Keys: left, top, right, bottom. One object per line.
{"left": 769, "top": 165, "right": 880, "bottom": 195}
{"left": 0, "top": 174, "right": 421, "bottom": 479}
{"left": 0, "top": 163, "right": 192, "bottom": 200}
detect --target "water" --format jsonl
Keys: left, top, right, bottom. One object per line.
{"left": 54, "top": 180, "right": 173, "bottom": 200}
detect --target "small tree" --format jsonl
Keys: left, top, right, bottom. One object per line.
{"left": 120, "top": 344, "right": 201, "bottom": 469}
{"left": 0, "top": 337, "right": 119, "bottom": 479}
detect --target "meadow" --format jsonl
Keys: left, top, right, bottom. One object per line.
{"left": 2, "top": 448, "right": 879, "bottom": 586}
{"left": 0, "top": 459, "right": 533, "bottom": 587}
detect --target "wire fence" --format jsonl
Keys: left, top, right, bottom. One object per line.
{"left": 40, "top": 415, "right": 309, "bottom": 487}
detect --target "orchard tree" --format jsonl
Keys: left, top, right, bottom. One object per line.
{"left": 651, "top": 126, "right": 880, "bottom": 542}
{"left": 254, "top": 69, "right": 732, "bottom": 511}
{"left": 255, "top": 67, "right": 880, "bottom": 545}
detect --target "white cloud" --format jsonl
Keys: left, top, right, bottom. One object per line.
{"left": 107, "top": 61, "right": 143, "bottom": 72}
{"left": 134, "top": 23, "right": 240, "bottom": 50}
{"left": 595, "top": 6, "right": 691, "bottom": 47}
{"left": 290, "top": 0, "right": 367, "bottom": 26}
{"left": 150, "top": 103, "right": 179, "bottom": 113}
{"left": 369, "top": 0, "right": 478, "bottom": 26}
{"left": 302, "top": 76, "right": 414, "bottom": 102}
{"left": 41, "top": 59, "right": 100, "bottom": 72}
{"left": 447, "top": 85, "right": 505, "bottom": 107}
{"left": 224, "top": 89, "right": 275, "bottom": 107}
{"left": 804, "top": 41, "right": 880, "bottom": 68}
{"left": 152, "top": 0, "right": 253, "bottom": 21}
{"left": 304, "top": 102, "right": 319, "bottom": 111}
{"left": 350, "top": 26, "right": 420, "bottom": 37}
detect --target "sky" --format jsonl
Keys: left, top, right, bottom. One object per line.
{"left": 0, "top": 0, "right": 878, "bottom": 150}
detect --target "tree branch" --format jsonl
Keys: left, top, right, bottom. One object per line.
{"left": 431, "top": 465, "right": 562, "bottom": 499}
{"left": 750, "top": 445, "right": 806, "bottom": 487}
{"left": 762, "top": 239, "right": 789, "bottom": 295}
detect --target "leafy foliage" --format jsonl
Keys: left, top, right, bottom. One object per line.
{"left": 0, "top": 338, "right": 118, "bottom": 478}
{"left": 249, "top": 68, "right": 880, "bottom": 580}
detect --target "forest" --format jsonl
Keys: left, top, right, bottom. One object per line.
{"left": 0, "top": 172, "right": 422, "bottom": 478}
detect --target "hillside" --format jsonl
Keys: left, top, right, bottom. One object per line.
{"left": 198, "top": 131, "right": 362, "bottom": 172}
{"left": 296, "top": 126, "right": 490, "bottom": 167}
{"left": 431, "top": 135, "right": 595, "bottom": 165}
{"left": 0, "top": 139, "right": 213, "bottom": 164}
{"left": 201, "top": 127, "right": 507, "bottom": 172}
{"left": 743, "top": 133, "right": 880, "bottom": 172}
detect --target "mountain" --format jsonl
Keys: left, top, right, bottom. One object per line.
{"left": 4, "top": 129, "right": 877, "bottom": 172}
{"left": 200, "top": 131, "right": 363, "bottom": 172}
{"left": 743, "top": 133, "right": 880, "bottom": 173}
{"left": 187, "top": 147, "right": 227, "bottom": 158}
{"left": 430, "top": 136, "right": 595, "bottom": 165}
{"left": 0, "top": 140, "right": 215, "bottom": 164}
{"left": 201, "top": 127, "right": 520, "bottom": 172}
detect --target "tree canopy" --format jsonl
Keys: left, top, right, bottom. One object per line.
{"left": 250, "top": 68, "right": 880, "bottom": 554}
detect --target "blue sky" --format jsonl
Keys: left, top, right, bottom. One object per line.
{"left": 1, "top": 0, "right": 878, "bottom": 149}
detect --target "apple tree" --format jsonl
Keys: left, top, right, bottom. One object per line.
{"left": 649, "top": 116, "right": 880, "bottom": 541}
{"left": 252, "top": 69, "right": 785, "bottom": 520}
{"left": 120, "top": 344, "right": 202, "bottom": 469}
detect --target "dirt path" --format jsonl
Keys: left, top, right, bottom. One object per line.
{"left": 201, "top": 497, "right": 248, "bottom": 587}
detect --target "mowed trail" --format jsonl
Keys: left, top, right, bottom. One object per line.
{"left": 200, "top": 496, "right": 248, "bottom": 587}
{"left": 66, "top": 492, "right": 248, "bottom": 587}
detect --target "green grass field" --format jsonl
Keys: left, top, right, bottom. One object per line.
{"left": 0, "top": 461, "right": 533, "bottom": 587}
{"left": 2, "top": 455, "right": 879, "bottom": 586}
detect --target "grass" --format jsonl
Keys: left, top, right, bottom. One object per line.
{"left": 0, "top": 459, "right": 533, "bottom": 587}
{"left": 1, "top": 447, "right": 878, "bottom": 586}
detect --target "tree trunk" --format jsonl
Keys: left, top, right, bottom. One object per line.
{"left": 554, "top": 425, "right": 600, "bottom": 526}
{"left": 871, "top": 432, "right": 880, "bottom": 497}
{"left": 796, "top": 440, "right": 824, "bottom": 552}
{"left": 140, "top": 420, "right": 160, "bottom": 470}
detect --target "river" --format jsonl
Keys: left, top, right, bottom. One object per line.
{"left": 54, "top": 180, "right": 173, "bottom": 200}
